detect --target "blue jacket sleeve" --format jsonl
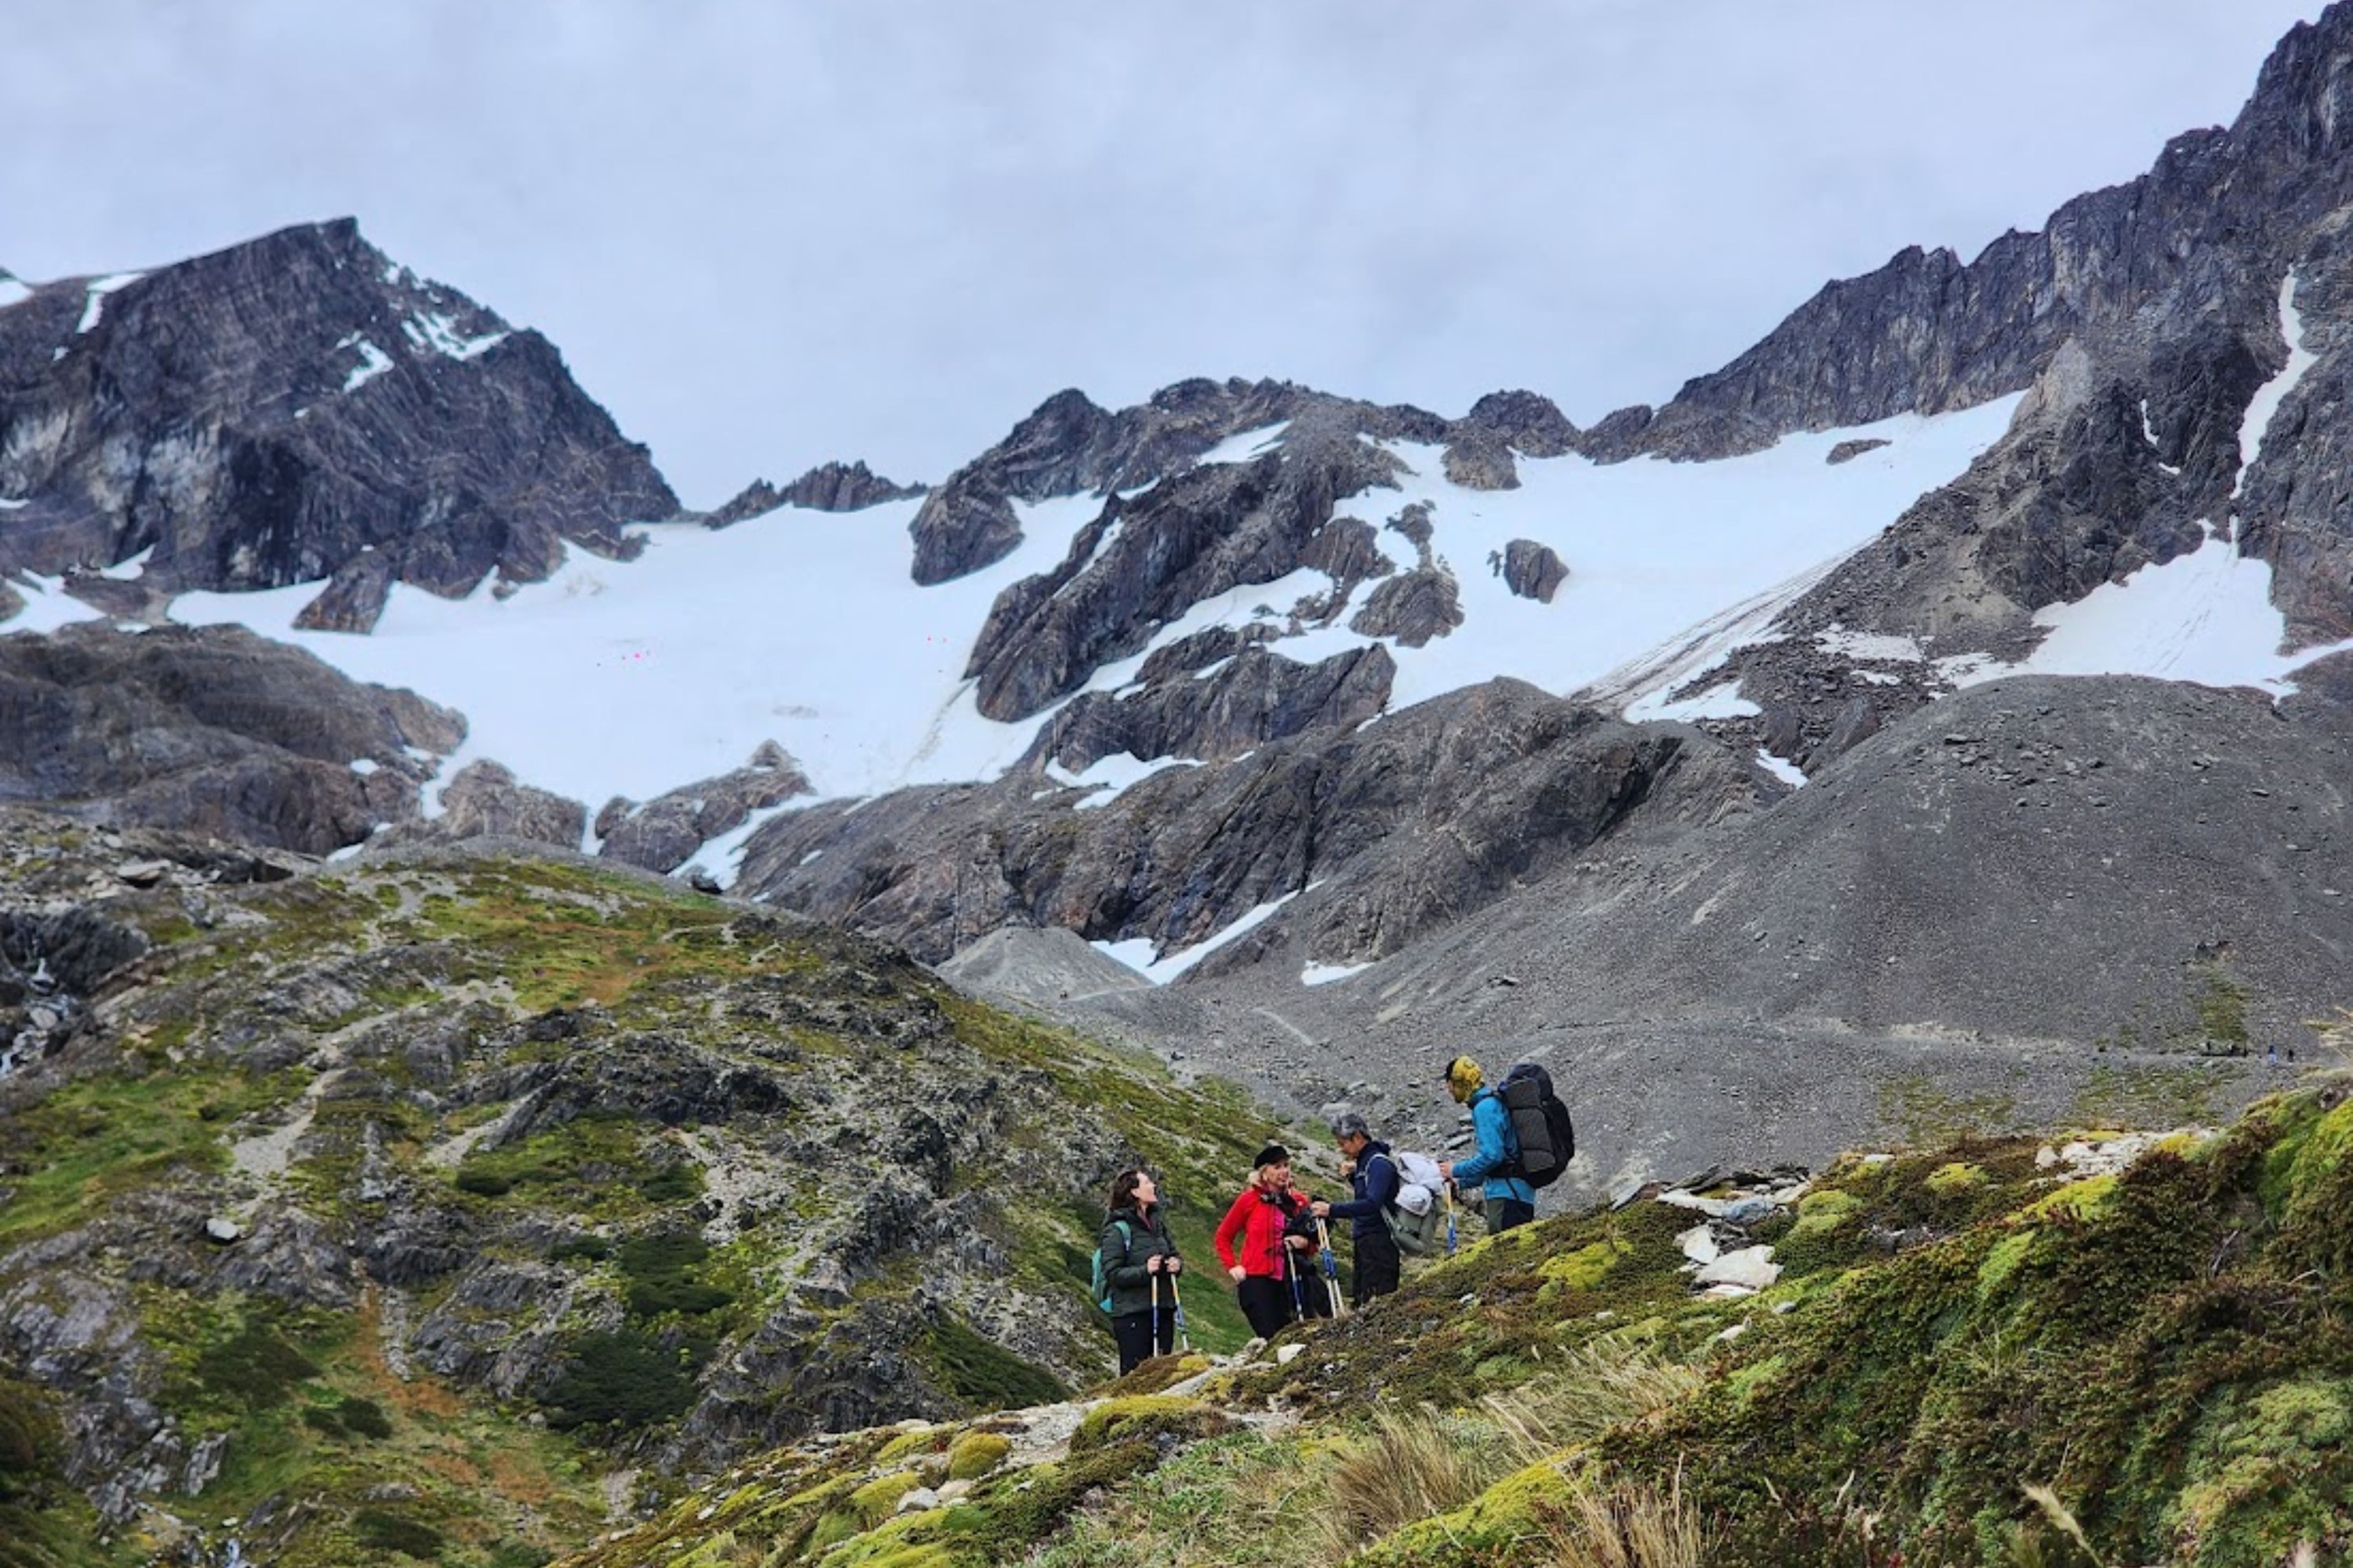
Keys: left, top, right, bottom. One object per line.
{"left": 1453, "top": 1095, "right": 1511, "bottom": 1186}
{"left": 1326, "top": 1151, "right": 1401, "bottom": 1221}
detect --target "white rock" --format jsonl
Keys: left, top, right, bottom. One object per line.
{"left": 202, "top": 1217, "right": 242, "bottom": 1244}
{"left": 1658, "top": 1191, "right": 1729, "bottom": 1217}
{"left": 1694, "top": 1246, "right": 1781, "bottom": 1291}
{"left": 2035, "top": 1146, "right": 2060, "bottom": 1169}
{"left": 1675, "top": 1223, "right": 1720, "bottom": 1264}
{"left": 1715, "top": 1322, "right": 1749, "bottom": 1342}
{"left": 1772, "top": 1300, "right": 1798, "bottom": 1315}
{"left": 1275, "top": 1343, "right": 1307, "bottom": 1365}
{"left": 896, "top": 1487, "right": 940, "bottom": 1514}
{"left": 936, "top": 1479, "right": 973, "bottom": 1502}
{"left": 1701, "top": 1282, "right": 1757, "bottom": 1300}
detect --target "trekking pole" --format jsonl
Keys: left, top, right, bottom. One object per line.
{"left": 1444, "top": 1182, "right": 1458, "bottom": 1256}
{"left": 1151, "top": 1269, "right": 1162, "bottom": 1359}
{"left": 1169, "top": 1272, "right": 1191, "bottom": 1352}
{"left": 1315, "top": 1217, "right": 1347, "bottom": 1317}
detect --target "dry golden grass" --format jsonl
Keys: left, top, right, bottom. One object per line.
{"left": 1534, "top": 1469, "right": 1703, "bottom": 1568}
{"left": 1482, "top": 1343, "right": 1706, "bottom": 1458}
{"left": 1307, "top": 1406, "right": 1514, "bottom": 1559}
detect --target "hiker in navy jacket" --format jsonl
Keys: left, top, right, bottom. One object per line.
{"left": 1311, "top": 1111, "right": 1402, "bottom": 1306}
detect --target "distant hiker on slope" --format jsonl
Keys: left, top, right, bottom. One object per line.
{"left": 1099, "top": 1168, "right": 1184, "bottom": 1374}
{"left": 1439, "top": 1055, "right": 1537, "bottom": 1234}
{"left": 1214, "top": 1144, "right": 1326, "bottom": 1339}
{"left": 1310, "top": 1111, "right": 1403, "bottom": 1308}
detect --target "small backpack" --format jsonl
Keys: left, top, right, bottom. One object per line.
{"left": 1500, "top": 1062, "right": 1577, "bottom": 1189}
{"left": 1089, "top": 1219, "right": 1134, "bottom": 1312}
{"left": 1382, "top": 1150, "right": 1446, "bottom": 1256}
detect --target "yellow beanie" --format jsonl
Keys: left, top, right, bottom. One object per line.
{"left": 1444, "top": 1055, "right": 1483, "bottom": 1097}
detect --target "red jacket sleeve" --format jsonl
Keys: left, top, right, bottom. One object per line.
{"left": 1215, "top": 1189, "right": 1255, "bottom": 1269}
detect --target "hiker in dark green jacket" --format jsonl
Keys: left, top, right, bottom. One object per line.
{"left": 1100, "top": 1168, "right": 1184, "bottom": 1373}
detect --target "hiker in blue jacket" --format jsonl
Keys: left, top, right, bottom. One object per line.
{"left": 1309, "top": 1111, "right": 1403, "bottom": 1306}
{"left": 1438, "top": 1055, "right": 1537, "bottom": 1234}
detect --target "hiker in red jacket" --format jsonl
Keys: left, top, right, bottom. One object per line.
{"left": 1214, "top": 1144, "right": 1326, "bottom": 1339}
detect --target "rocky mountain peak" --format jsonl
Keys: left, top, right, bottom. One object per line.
{"left": 0, "top": 216, "right": 677, "bottom": 632}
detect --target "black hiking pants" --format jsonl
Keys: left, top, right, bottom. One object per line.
{"left": 1111, "top": 1308, "right": 1176, "bottom": 1373}
{"left": 1489, "top": 1198, "right": 1536, "bottom": 1234}
{"left": 1350, "top": 1226, "right": 1401, "bottom": 1307}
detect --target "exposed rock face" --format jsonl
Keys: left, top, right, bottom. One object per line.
{"left": 290, "top": 543, "right": 397, "bottom": 633}
{"left": 966, "top": 420, "right": 1414, "bottom": 721}
{"left": 1497, "top": 539, "right": 1568, "bottom": 603}
{"left": 0, "top": 218, "right": 676, "bottom": 609}
{"left": 1020, "top": 643, "right": 1394, "bottom": 772}
{"left": 1826, "top": 438, "right": 1891, "bottom": 465}
{"left": 1458, "top": 388, "right": 1580, "bottom": 457}
{"left": 594, "top": 743, "right": 813, "bottom": 873}
{"left": 735, "top": 678, "right": 1765, "bottom": 966}
{"left": 405, "top": 761, "right": 587, "bottom": 849}
{"left": 0, "top": 622, "right": 456, "bottom": 853}
{"left": 1598, "top": 2, "right": 2353, "bottom": 746}
{"left": 909, "top": 380, "right": 1451, "bottom": 586}
{"left": 707, "top": 461, "right": 924, "bottom": 528}
{"left": 1349, "top": 566, "right": 1463, "bottom": 646}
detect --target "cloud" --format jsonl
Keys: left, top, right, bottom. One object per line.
{"left": 0, "top": 0, "right": 2326, "bottom": 504}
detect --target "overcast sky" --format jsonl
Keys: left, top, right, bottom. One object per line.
{"left": 0, "top": 2, "right": 2328, "bottom": 507}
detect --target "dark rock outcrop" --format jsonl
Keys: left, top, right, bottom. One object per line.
{"left": 1020, "top": 643, "right": 1394, "bottom": 772}
{"left": 965, "top": 422, "right": 1412, "bottom": 720}
{"left": 291, "top": 544, "right": 397, "bottom": 633}
{"left": 0, "top": 622, "right": 456, "bottom": 853}
{"left": 1351, "top": 567, "right": 1463, "bottom": 647}
{"left": 910, "top": 380, "right": 1450, "bottom": 586}
{"left": 734, "top": 678, "right": 1766, "bottom": 966}
{"left": 1497, "top": 540, "right": 1569, "bottom": 604}
{"left": 0, "top": 218, "right": 676, "bottom": 610}
{"left": 594, "top": 743, "right": 813, "bottom": 873}
{"left": 707, "top": 461, "right": 924, "bottom": 528}
{"left": 407, "top": 761, "right": 587, "bottom": 849}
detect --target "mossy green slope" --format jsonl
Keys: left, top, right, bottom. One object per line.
{"left": 0, "top": 826, "right": 1278, "bottom": 1566}
{"left": 569, "top": 1086, "right": 2353, "bottom": 1568}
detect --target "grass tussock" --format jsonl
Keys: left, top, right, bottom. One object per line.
{"left": 1535, "top": 1470, "right": 1704, "bottom": 1568}
{"left": 1311, "top": 1407, "right": 1517, "bottom": 1559}
{"left": 1480, "top": 1344, "right": 1705, "bottom": 1454}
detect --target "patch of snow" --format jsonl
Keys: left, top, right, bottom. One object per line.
{"left": 1380, "top": 397, "right": 2020, "bottom": 719}
{"left": 1, "top": 573, "right": 108, "bottom": 635}
{"left": 2140, "top": 398, "right": 2162, "bottom": 450}
{"left": 798, "top": 849, "right": 824, "bottom": 867}
{"left": 404, "top": 311, "right": 508, "bottom": 361}
{"left": 1627, "top": 679, "right": 1759, "bottom": 724}
{"left": 339, "top": 333, "right": 395, "bottom": 393}
{"left": 2233, "top": 270, "right": 2318, "bottom": 502}
{"left": 159, "top": 396, "right": 2020, "bottom": 828}
{"left": 1855, "top": 669, "right": 1903, "bottom": 686}
{"left": 1814, "top": 625, "right": 1925, "bottom": 662}
{"left": 1047, "top": 752, "right": 1202, "bottom": 810}
{"left": 0, "top": 279, "right": 30, "bottom": 311}
{"left": 97, "top": 546, "right": 153, "bottom": 581}
{"left": 686, "top": 799, "right": 807, "bottom": 890}
{"left": 1300, "top": 959, "right": 1373, "bottom": 987}
{"left": 1756, "top": 751, "right": 1808, "bottom": 788}
{"left": 1955, "top": 522, "right": 2353, "bottom": 697}
{"left": 0, "top": 498, "right": 27, "bottom": 511}
{"left": 1093, "top": 887, "right": 1304, "bottom": 984}
{"left": 74, "top": 272, "right": 142, "bottom": 333}
{"left": 349, "top": 758, "right": 380, "bottom": 776}
{"left": 1194, "top": 421, "right": 1291, "bottom": 467}
{"left": 169, "top": 489, "right": 1110, "bottom": 810}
